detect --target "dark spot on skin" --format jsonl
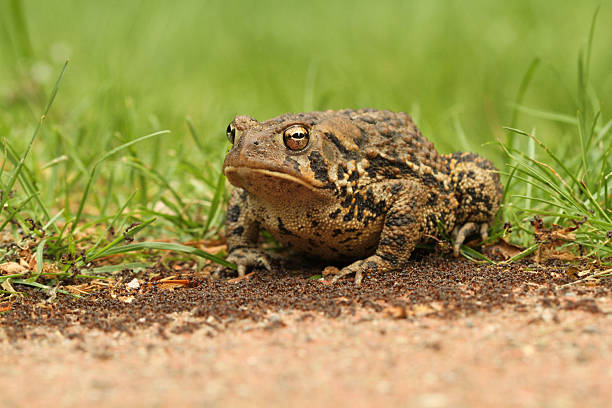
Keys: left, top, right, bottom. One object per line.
{"left": 355, "top": 126, "right": 369, "bottom": 148}
{"left": 326, "top": 132, "right": 353, "bottom": 157}
{"left": 366, "top": 154, "right": 418, "bottom": 180}
{"left": 365, "top": 261, "right": 378, "bottom": 273}
{"left": 231, "top": 226, "right": 244, "bottom": 236}
{"left": 425, "top": 214, "right": 439, "bottom": 231}
{"left": 379, "top": 237, "right": 392, "bottom": 247}
{"left": 341, "top": 190, "right": 386, "bottom": 223}
{"left": 321, "top": 182, "right": 338, "bottom": 192}
{"left": 329, "top": 209, "right": 341, "bottom": 219}
{"left": 337, "top": 166, "right": 346, "bottom": 180}
{"left": 477, "top": 158, "right": 495, "bottom": 170}
{"left": 277, "top": 217, "right": 293, "bottom": 235}
{"left": 422, "top": 173, "right": 439, "bottom": 187}
{"left": 449, "top": 151, "right": 480, "bottom": 164}
{"left": 283, "top": 156, "right": 301, "bottom": 173}
{"left": 384, "top": 213, "right": 415, "bottom": 227}
{"left": 347, "top": 171, "right": 359, "bottom": 182}
{"left": 379, "top": 252, "right": 399, "bottom": 266}
{"left": 427, "top": 193, "right": 438, "bottom": 206}
{"left": 308, "top": 151, "right": 329, "bottom": 183}
{"left": 339, "top": 236, "right": 355, "bottom": 244}
{"left": 379, "top": 128, "right": 400, "bottom": 139}
{"left": 342, "top": 246, "right": 353, "bottom": 254}
{"left": 227, "top": 205, "right": 241, "bottom": 223}
{"left": 311, "top": 220, "right": 319, "bottom": 227}
{"left": 378, "top": 234, "right": 406, "bottom": 250}
{"left": 391, "top": 183, "right": 403, "bottom": 194}
{"left": 437, "top": 211, "right": 450, "bottom": 229}
{"left": 360, "top": 117, "right": 376, "bottom": 124}
{"left": 332, "top": 229, "right": 342, "bottom": 237}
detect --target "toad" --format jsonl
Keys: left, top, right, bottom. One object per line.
{"left": 218, "top": 109, "right": 502, "bottom": 284}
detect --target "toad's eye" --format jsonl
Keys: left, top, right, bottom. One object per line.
{"left": 283, "top": 125, "right": 310, "bottom": 151}
{"left": 226, "top": 123, "right": 236, "bottom": 144}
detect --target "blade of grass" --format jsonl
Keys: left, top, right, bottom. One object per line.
{"left": 186, "top": 117, "right": 206, "bottom": 155}
{"left": 122, "top": 157, "right": 185, "bottom": 208}
{"left": 0, "top": 193, "right": 35, "bottom": 231}
{"left": 504, "top": 126, "right": 609, "bottom": 220}
{"left": 71, "top": 129, "right": 170, "bottom": 234}
{"left": 84, "top": 217, "right": 157, "bottom": 264}
{"left": 86, "top": 191, "right": 137, "bottom": 256}
{"left": 9, "top": 278, "right": 78, "bottom": 297}
{"left": 96, "top": 241, "right": 236, "bottom": 269}
{"left": 203, "top": 167, "right": 225, "bottom": 235}
{"left": 498, "top": 243, "right": 540, "bottom": 264}
{"left": 90, "top": 262, "right": 149, "bottom": 274}
{"left": 508, "top": 57, "right": 540, "bottom": 147}
{"left": 34, "top": 237, "right": 47, "bottom": 277}
{"left": 2, "top": 138, "right": 52, "bottom": 222}
{"left": 0, "top": 60, "right": 68, "bottom": 220}
{"left": 8, "top": 0, "right": 33, "bottom": 60}
{"left": 42, "top": 209, "right": 64, "bottom": 231}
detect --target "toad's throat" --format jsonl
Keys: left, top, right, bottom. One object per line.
{"left": 224, "top": 166, "right": 330, "bottom": 198}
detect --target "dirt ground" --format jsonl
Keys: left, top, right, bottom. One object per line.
{"left": 1, "top": 253, "right": 611, "bottom": 407}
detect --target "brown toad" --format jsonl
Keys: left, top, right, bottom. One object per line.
{"left": 219, "top": 109, "right": 502, "bottom": 284}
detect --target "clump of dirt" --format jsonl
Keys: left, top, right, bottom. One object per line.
{"left": 1, "top": 252, "right": 610, "bottom": 340}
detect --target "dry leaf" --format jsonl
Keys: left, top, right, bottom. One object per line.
{"left": 531, "top": 216, "right": 581, "bottom": 262}
{"left": 483, "top": 239, "right": 523, "bottom": 260}
{"left": 322, "top": 266, "right": 340, "bottom": 277}
{"left": 383, "top": 305, "right": 407, "bottom": 319}
{"left": 0, "top": 262, "right": 28, "bottom": 275}
{"left": 412, "top": 303, "right": 436, "bottom": 316}
{"left": 227, "top": 272, "right": 255, "bottom": 283}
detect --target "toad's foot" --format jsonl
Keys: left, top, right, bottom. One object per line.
{"left": 327, "top": 257, "right": 385, "bottom": 286}
{"left": 452, "top": 222, "right": 489, "bottom": 256}
{"left": 213, "top": 247, "right": 272, "bottom": 279}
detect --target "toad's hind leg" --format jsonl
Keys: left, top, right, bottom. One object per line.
{"left": 451, "top": 222, "right": 490, "bottom": 256}
{"left": 445, "top": 151, "right": 502, "bottom": 256}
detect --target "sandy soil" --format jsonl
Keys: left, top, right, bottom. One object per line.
{"left": 1, "top": 254, "right": 610, "bottom": 407}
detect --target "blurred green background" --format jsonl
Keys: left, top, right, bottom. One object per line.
{"left": 0, "top": 0, "right": 610, "bottom": 235}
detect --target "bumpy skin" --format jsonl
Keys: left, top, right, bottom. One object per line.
{"left": 221, "top": 109, "right": 502, "bottom": 284}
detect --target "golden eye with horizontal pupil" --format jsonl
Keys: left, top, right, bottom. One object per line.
{"left": 283, "top": 125, "right": 310, "bottom": 151}
{"left": 226, "top": 123, "right": 236, "bottom": 144}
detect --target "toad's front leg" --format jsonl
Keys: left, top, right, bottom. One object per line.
{"left": 330, "top": 182, "right": 429, "bottom": 285}
{"left": 214, "top": 188, "right": 271, "bottom": 278}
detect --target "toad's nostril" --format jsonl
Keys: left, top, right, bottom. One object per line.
{"left": 253, "top": 141, "right": 259, "bottom": 146}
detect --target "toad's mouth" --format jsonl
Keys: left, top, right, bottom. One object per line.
{"left": 224, "top": 166, "right": 330, "bottom": 197}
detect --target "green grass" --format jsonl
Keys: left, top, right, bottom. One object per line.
{"left": 0, "top": 1, "right": 611, "bottom": 294}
